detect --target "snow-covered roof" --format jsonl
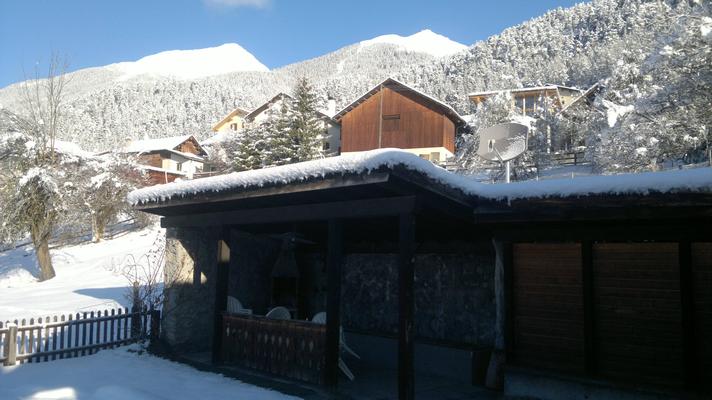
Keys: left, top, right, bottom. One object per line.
{"left": 333, "top": 78, "right": 466, "bottom": 126}
{"left": 124, "top": 135, "right": 207, "bottom": 157}
{"left": 127, "top": 149, "right": 712, "bottom": 207}
{"left": 245, "top": 92, "right": 337, "bottom": 124}
{"left": 53, "top": 140, "right": 94, "bottom": 158}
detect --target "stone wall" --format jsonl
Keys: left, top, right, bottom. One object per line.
{"left": 339, "top": 249, "right": 496, "bottom": 346}
{"left": 162, "top": 227, "right": 219, "bottom": 352}
{"left": 296, "top": 243, "right": 496, "bottom": 347}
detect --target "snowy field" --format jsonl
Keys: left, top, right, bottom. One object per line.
{"left": 0, "top": 227, "right": 162, "bottom": 322}
{"left": 0, "top": 345, "right": 297, "bottom": 400}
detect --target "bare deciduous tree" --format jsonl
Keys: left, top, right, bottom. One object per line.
{"left": 0, "top": 54, "right": 72, "bottom": 281}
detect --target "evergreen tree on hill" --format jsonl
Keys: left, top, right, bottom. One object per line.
{"left": 289, "top": 77, "right": 322, "bottom": 162}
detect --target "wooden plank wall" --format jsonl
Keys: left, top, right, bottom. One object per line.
{"left": 512, "top": 243, "right": 585, "bottom": 372}
{"left": 512, "top": 241, "right": 712, "bottom": 391}
{"left": 692, "top": 243, "right": 712, "bottom": 389}
{"left": 593, "top": 243, "right": 684, "bottom": 386}
{"left": 340, "top": 87, "right": 456, "bottom": 153}
{"left": 340, "top": 93, "right": 380, "bottom": 152}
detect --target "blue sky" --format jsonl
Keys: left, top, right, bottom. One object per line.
{"left": 0, "top": 0, "right": 583, "bottom": 88}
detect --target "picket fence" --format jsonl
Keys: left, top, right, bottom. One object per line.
{"left": 0, "top": 307, "right": 159, "bottom": 366}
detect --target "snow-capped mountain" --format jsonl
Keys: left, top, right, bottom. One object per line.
{"left": 111, "top": 43, "right": 269, "bottom": 80}
{"left": 358, "top": 29, "right": 467, "bottom": 58}
{"left": 0, "top": 0, "right": 708, "bottom": 174}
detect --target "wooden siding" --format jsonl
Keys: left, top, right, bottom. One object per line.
{"left": 146, "top": 169, "right": 181, "bottom": 185}
{"left": 512, "top": 243, "right": 585, "bottom": 372}
{"left": 511, "top": 241, "right": 711, "bottom": 389}
{"left": 138, "top": 154, "right": 162, "bottom": 168}
{"left": 340, "top": 87, "right": 456, "bottom": 153}
{"left": 692, "top": 243, "right": 712, "bottom": 388}
{"left": 592, "top": 243, "right": 684, "bottom": 386}
{"left": 177, "top": 138, "right": 203, "bottom": 156}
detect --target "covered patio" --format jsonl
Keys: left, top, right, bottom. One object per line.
{"left": 131, "top": 152, "right": 497, "bottom": 399}
{"left": 129, "top": 149, "right": 712, "bottom": 399}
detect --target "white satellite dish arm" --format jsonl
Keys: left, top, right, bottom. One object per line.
{"left": 493, "top": 147, "right": 511, "bottom": 184}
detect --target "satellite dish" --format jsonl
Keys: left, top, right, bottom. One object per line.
{"left": 477, "top": 122, "right": 529, "bottom": 162}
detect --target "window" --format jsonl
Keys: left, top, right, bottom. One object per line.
{"left": 322, "top": 141, "right": 331, "bottom": 151}
{"left": 382, "top": 114, "right": 400, "bottom": 132}
{"left": 430, "top": 152, "right": 440, "bottom": 162}
{"left": 230, "top": 123, "right": 238, "bottom": 131}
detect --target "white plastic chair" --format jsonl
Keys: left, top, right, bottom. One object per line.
{"left": 227, "top": 296, "right": 252, "bottom": 315}
{"left": 312, "top": 311, "right": 360, "bottom": 380}
{"left": 265, "top": 306, "right": 292, "bottom": 320}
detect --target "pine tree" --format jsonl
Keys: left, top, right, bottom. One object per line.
{"left": 289, "top": 77, "right": 322, "bottom": 162}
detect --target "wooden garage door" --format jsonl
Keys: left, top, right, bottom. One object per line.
{"left": 692, "top": 243, "right": 712, "bottom": 389}
{"left": 593, "top": 243, "right": 684, "bottom": 386}
{"left": 512, "top": 243, "right": 584, "bottom": 372}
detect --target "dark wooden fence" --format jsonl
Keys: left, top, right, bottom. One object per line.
{"left": 550, "top": 150, "right": 587, "bottom": 166}
{"left": 221, "top": 313, "right": 326, "bottom": 384}
{"left": 1, "top": 307, "right": 159, "bottom": 366}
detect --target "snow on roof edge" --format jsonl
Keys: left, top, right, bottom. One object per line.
{"left": 127, "top": 149, "right": 712, "bottom": 208}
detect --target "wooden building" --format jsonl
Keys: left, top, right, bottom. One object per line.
{"left": 469, "top": 85, "right": 583, "bottom": 117}
{"left": 129, "top": 150, "right": 712, "bottom": 400}
{"left": 334, "top": 78, "right": 467, "bottom": 163}
{"left": 123, "top": 135, "right": 208, "bottom": 185}
{"left": 212, "top": 107, "right": 250, "bottom": 134}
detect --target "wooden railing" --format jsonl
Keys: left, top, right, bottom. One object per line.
{"left": 1, "top": 307, "right": 159, "bottom": 366}
{"left": 221, "top": 313, "right": 326, "bottom": 384}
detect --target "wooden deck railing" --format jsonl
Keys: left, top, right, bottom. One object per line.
{"left": 221, "top": 313, "right": 326, "bottom": 384}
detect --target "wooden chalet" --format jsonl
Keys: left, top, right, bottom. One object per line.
{"left": 129, "top": 151, "right": 712, "bottom": 400}
{"left": 334, "top": 78, "right": 467, "bottom": 164}
{"left": 124, "top": 135, "right": 208, "bottom": 185}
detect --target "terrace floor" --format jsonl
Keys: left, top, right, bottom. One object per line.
{"left": 176, "top": 352, "right": 501, "bottom": 400}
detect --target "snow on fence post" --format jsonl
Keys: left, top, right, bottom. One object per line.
{"left": 4, "top": 324, "right": 17, "bottom": 366}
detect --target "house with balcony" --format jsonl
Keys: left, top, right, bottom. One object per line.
{"left": 123, "top": 135, "right": 208, "bottom": 185}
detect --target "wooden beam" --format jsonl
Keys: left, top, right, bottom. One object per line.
{"left": 581, "top": 241, "right": 596, "bottom": 375}
{"left": 324, "top": 220, "right": 343, "bottom": 387}
{"left": 212, "top": 237, "right": 231, "bottom": 364}
{"left": 398, "top": 213, "right": 415, "bottom": 400}
{"left": 492, "top": 221, "right": 712, "bottom": 242}
{"left": 679, "top": 241, "right": 699, "bottom": 388}
{"left": 161, "top": 196, "right": 417, "bottom": 228}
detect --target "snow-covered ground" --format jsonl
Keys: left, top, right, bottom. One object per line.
{"left": 0, "top": 345, "right": 297, "bottom": 400}
{"left": 0, "top": 227, "right": 162, "bottom": 321}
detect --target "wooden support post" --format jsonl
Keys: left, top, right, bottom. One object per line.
{"left": 149, "top": 309, "right": 161, "bottom": 350}
{"left": 325, "top": 219, "right": 343, "bottom": 387}
{"left": 581, "top": 241, "right": 596, "bottom": 375}
{"left": 502, "top": 242, "right": 514, "bottom": 363}
{"left": 4, "top": 324, "right": 17, "bottom": 366}
{"left": 679, "top": 241, "right": 699, "bottom": 388}
{"left": 398, "top": 213, "right": 415, "bottom": 400}
{"left": 212, "top": 238, "right": 231, "bottom": 365}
